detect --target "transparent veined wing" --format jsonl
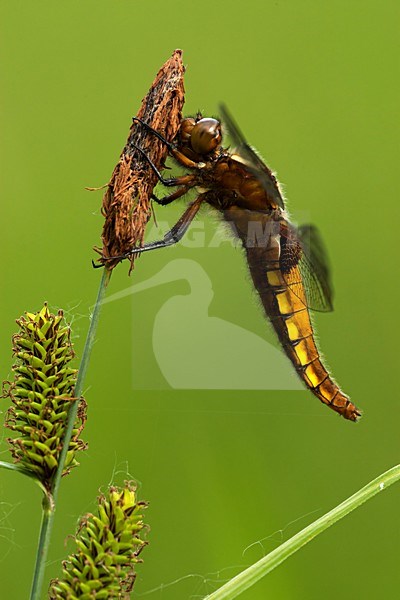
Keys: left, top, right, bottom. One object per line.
{"left": 219, "top": 103, "right": 285, "bottom": 209}
{"left": 280, "top": 221, "right": 334, "bottom": 313}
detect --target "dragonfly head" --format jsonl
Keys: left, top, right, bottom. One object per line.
{"left": 180, "top": 117, "right": 222, "bottom": 156}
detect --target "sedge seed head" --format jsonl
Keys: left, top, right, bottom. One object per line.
{"left": 2, "top": 304, "right": 87, "bottom": 489}
{"left": 49, "top": 482, "right": 148, "bottom": 599}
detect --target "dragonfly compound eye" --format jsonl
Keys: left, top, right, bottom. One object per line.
{"left": 180, "top": 117, "right": 196, "bottom": 145}
{"left": 190, "top": 118, "right": 222, "bottom": 155}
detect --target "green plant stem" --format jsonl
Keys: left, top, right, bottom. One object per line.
{"left": 29, "top": 267, "right": 112, "bottom": 600}
{"left": 205, "top": 464, "right": 400, "bottom": 600}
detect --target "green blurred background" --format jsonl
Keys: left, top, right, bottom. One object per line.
{"left": 1, "top": 1, "right": 399, "bottom": 598}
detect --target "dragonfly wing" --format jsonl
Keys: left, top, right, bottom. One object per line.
{"left": 280, "top": 222, "right": 334, "bottom": 312}
{"left": 219, "top": 103, "right": 285, "bottom": 209}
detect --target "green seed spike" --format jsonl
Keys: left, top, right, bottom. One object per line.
{"left": 49, "top": 483, "right": 148, "bottom": 599}
{"left": 2, "top": 304, "right": 87, "bottom": 489}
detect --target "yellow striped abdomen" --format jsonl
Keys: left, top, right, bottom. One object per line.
{"left": 223, "top": 206, "right": 360, "bottom": 422}
{"left": 264, "top": 267, "right": 360, "bottom": 421}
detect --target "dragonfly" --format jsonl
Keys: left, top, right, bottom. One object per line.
{"left": 101, "top": 106, "right": 361, "bottom": 422}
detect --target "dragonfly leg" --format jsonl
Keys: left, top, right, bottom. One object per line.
{"left": 98, "top": 196, "right": 204, "bottom": 264}
{"left": 132, "top": 117, "right": 175, "bottom": 150}
{"left": 131, "top": 142, "right": 195, "bottom": 187}
{"left": 151, "top": 185, "right": 190, "bottom": 206}
{"left": 170, "top": 147, "right": 204, "bottom": 169}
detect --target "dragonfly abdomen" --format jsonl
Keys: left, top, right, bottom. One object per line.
{"left": 253, "top": 266, "right": 361, "bottom": 421}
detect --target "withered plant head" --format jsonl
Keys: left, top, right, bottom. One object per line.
{"left": 95, "top": 48, "right": 186, "bottom": 273}
{"left": 2, "top": 304, "right": 87, "bottom": 490}
{"left": 49, "top": 482, "right": 148, "bottom": 599}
